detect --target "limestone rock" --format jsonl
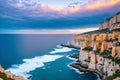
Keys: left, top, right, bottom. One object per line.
{"left": 0, "top": 65, "right": 4, "bottom": 73}
{"left": 103, "top": 33, "right": 108, "bottom": 41}
{"left": 93, "top": 42, "right": 100, "bottom": 50}
{"left": 14, "top": 76, "right": 25, "bottom": 80}
{"left": 0, "top": 78, "right": 3, "bottom": 80}
{"left": 112, "top": 32, "right": 119, "bottom": 39}
{"left": 5, "top": 71, "right": 14, "bottom": 79}
{"left": 79, "top": 51, "right": 89, "bottom": 62}
{"left": 112, "top": 46, "right": 118, "bottom": 57}
{"left": 91, "top": 34, "right": 97, "bottom": 41}
{"left": 81, "top": 41, "right": 89, "bottom": 49}
{"left": 84, "top": 35, "right": 90, "bottom": 42}
{"left": 100, "top": 12, "right": 120, "bottom": 30}
{"left": 101, "top": 41, "right": 107, "bottom": 52}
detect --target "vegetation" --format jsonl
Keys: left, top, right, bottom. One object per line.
{"left": 113, "top": 57, "right": 120, "bottom": 64}
{"left": 116, "top": 12, "right": 120, "bottom": 15}
{"left": 116, "top": 42, "right": 120, "bottom": 46}
{"left": 82, "top": 46, "right": 93, "bottom": 51}
{"left": 94, "top": 48, "right": 101, "bottom": 54}
{"left": 100, "top": 50, "right": 111, "bottom": 58}
{"left": 103, "top": 71, "right": 120, "bottom": 80}
{"left": 0, "top": 72, "right": 14, "bottom": 80}
{"left": 82, "top": 28, "right": 109, "bottom": 35}
{"left": 106, "top": 38, "right": 118, "bottom": 42}
{"left": 111, "top": 28, "right": 120, "bottom": 32}
{"left": 112, "top": 22, "right": 120, "bottom": 25}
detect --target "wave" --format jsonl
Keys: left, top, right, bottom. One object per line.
{"left": 67, "top": 64, "right": 84, "bottom": 74}
{"left": 93, "top": 73, "right": 101, "bottom": 80}
{"left": 56, "top": 45, "right": 63, "bottom": 48}
{"left": 6, "top": 55, "right": 63, "bottom": 80}
{"left": 66, "top": 56, "right": 78, "bottom": 60}
{"left": 50, "top": 46, "right": 73, "bottom": 54}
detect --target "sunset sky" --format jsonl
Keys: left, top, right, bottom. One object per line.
{"left": 0, "top": 0, "right": 120, "bottom": 34}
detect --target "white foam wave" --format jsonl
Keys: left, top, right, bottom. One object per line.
{"left": 67, "top": 64, "right": 84, "bottom": 74}
{"left": 6, "top": 55, "right": 63, "bottom": 79}
{"left": 56, "top": 45, "right": 63, "bottom": 48}
{"left": 93, "top": 73, "right": 101, "bottom": 80}
{"left": 50, "top": 47, "right": 73, "bottom": 54}
{"left": 66, "top": 56, "right": 77, "bottom": 60}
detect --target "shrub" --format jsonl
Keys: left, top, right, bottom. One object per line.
{"left": 82, "top": 46, "right": 93, "bottom": 51}
{"left": 94, "top": 48, "right": 101, "bottom": 54}
{"left": 103, "top": 72, "right": 120, "bottom": 80}
{"left": 0, "top": 72, "right": 14, "bottom": 80}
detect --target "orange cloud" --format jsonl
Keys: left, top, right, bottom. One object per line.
{"left": 14, "top": 0, "right": 120, "bottom": 14}
{"left": 68, "top": 7, "right": 80, "bottom": 13}
{"left": 59, "top": 0, "right": 120, "bottom": 14}
{"left": 85, "top": 0, "right": 120, "bottom": 10}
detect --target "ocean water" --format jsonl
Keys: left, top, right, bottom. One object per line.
{"left": 0, "top": 34, "right": 99, "bottom": 80}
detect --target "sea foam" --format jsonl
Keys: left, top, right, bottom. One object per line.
{"left": 50, "top": 46, "right": 73, "bottom": 54}
{"left": 6, "top": 55, "right": 63, "bottom": 79}
{"left": 67, "top": 64, "right": 84, "bottom": 74}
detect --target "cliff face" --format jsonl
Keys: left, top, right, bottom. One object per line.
{"left": 77, "top": 31, "right": 120, "bottom": 77}
{"left": 99, "top": 12, "right": 120, "bottom": 30}
{"left": 71, "top": 12, "right": 120, "bottom": 79}
{"left": 0, "top": 65, "right": 25, "bottom": 80}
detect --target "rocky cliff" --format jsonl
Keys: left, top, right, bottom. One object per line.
{"left": 99, "top": 12, "right": 120, "bottom": 30}
{"left": 0, "top": 65, "right": 25, "bottom": 80}
{"left": 71, "top": 12, "right": 120, "bottom": 80}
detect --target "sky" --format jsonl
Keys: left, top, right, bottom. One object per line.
{"left": 0, "top": 0, "right": 120, "bottom": 34}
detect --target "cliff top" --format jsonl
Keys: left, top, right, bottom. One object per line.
{"left": 76, "top": 11, "right": 120, "bottom": 35}
{"left": 102, "top": 11, "right": 120, "bottom": 23}
{"left": 75, "top": 28, "right": 109, "bottom": 36}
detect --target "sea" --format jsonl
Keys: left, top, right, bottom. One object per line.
{"left": 0, "top": 34, "right": 99, "bottom": 80}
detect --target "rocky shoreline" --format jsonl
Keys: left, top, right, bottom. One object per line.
{"left": 61, "top": 45, "right": 104, "bottom": 79}
{"left": 64, "top": 12, "right": 120, "bottom": 80}
{"left": 69, "top": 54, "right": 104, "bottom": 79}
{"left": 0, "top": 65, "right": 25, "bottom": 80}
{"left": 60, "top": 44, "right": 80, "bottom": 49}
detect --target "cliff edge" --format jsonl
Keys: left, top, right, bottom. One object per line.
{"left": 70, "top": 12, "right": 120, "bottom": 80}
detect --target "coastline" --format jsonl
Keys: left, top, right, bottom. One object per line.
{"left": 60, "top": 44, "right": 80, "bottom": 50}
{"left": 63, "top": 12, "right": 120, "bottom": 80}
{"left": 68, "top": 53, "right": 103, "bottom": 79}
{"left": 60, "top": 43, "right": 102, "bottom": 80}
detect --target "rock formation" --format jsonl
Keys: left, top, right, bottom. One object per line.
{"left": 0, "top": 65, "right": 25, "bottom": 80}
{"left": 99, "top": 12, "right": 120, "bottom": 30}
{"left": 71, "top": 12, "right": 120, "bottom": 79}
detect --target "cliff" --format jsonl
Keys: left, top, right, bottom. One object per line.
{"left": 99, "top": 12, "right": 120, "bottom": 30}
{"left": 0, "top": 65, "right": 25, "bottom": 80}
{"left": 70, "top": 12, "right": 120, "bottom": 80}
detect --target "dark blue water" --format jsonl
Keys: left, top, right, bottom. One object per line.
{"left": 0, "top": 34, "right": 99, "bottom": 80}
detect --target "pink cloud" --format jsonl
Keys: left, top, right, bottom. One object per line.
{"left": 12, "top": 0, "right": 120, "bottom": 17}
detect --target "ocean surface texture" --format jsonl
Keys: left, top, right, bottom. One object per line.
{"left": 0, "top": 34, "right": 99, "bottom": 80}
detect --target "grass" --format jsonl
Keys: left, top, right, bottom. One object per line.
{"left": 0, "top": 72, "right": 14, "bottom": 80}
{"left": 106, "top": 38, "right": 118, "bottom": 42}
{"left": 111, "top": 28, "right": 120, "bottom": 32}
{"left": 103, "top": 71, "right": 120, "bottom": 80}
{"left": 82, "top": 46, "right": 93, "bottom": 51}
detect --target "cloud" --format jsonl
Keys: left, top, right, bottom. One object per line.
{"left": 65, "top": 0, "right": 120, "bottom": 14}
{"left": 1, "top": 0, "right": 120, "bottom": 18}
{"left": 10, "top": 0, "right": 120, "bottom": 14}
{"left": 0, "top": 0, "right": 120, "bottom": 29}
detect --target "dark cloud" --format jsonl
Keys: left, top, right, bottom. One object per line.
{"left": 0, "top": 0, "right": 120, "bottom": 30}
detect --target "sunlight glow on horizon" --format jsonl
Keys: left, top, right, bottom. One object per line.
{"left": 0, "top": 28, "right": 98, "bottom": 34}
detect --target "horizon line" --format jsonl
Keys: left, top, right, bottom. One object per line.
{"left": 0, "top": 28, "right": 99, "bottom": 34}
